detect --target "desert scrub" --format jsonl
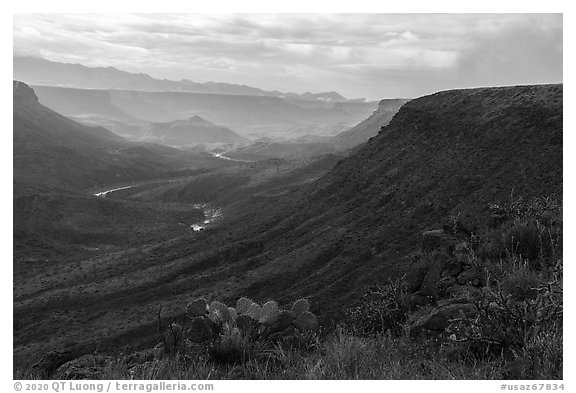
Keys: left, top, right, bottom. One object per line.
{"left": 482, "top": 196, "right": 562, "bottom": 267}
{"left": 343, "top": 277, "right": 410, "bottom": 336}
{"left": 447, "top": 259, "right": 562, "bottom": 366}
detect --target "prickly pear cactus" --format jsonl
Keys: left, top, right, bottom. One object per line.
{"left": 270, "top": 309, "right": 293, "bottom": 333}
{"left": 246, "top": 302, "right": 262, "bottom": 321}
{"left": 294, "top": 311, "right": 319, "bottom": 332}
{"left": 236, "top": 297, "right": 253, "bottom": 314}
{"left": 187, "top": 297, "right": 208, "bottom": 317}
{"left": 236, "top": 314, "right": 256, "bottom": 335}
{"left": 228, "top": 307, "right": 238, "bottom": 322}
{"left": 290, "top": 298, "right": 310, "bottom": 318}
{"left": 208, "top": 300, "right": 231, "bottom": 324}
{"left": 187, "top": 316, "right": 214, "bottom": 343}
{"left": 260, "top": 300, "right": 279, "bottom": 325}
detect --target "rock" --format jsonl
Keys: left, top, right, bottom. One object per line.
{"left": 422, "top": 229, "right": 453, "bottom": 253}
{"left": 125, "top": 348, "right": 160, "bottom": 366}
{"left": 457, "top": 267, "right": 483, "bottom": 287}
{"left": 410, "top": 291, "right": 434, "bottom": 307}
{"left": 405, "top": 257, "right": 431, "bottom": 293}
{"left": 53, "top": 354, "right": 111, "bottom": 380}
{"left": 446, "top": 284, "right": 482, "bottom": 299}
{"left": 454, "top": 242, "right": 471, "bottom": 264}
{"left": 437, "top": 275, "right": 457, "bottom": 296}
{"left": 418, "top": 252, "right": 451, "bottom": 300}
{"left": 31, "top": 349, "right": 78, "bottom": 378}
{"left": 442, "top": 221, "right": 473, "bottom": 237}
{"left": 441, "top": 259, "right": 462, "bottom": 277}
{"left": 410, "top": 303, "right": 477, "bottom": 337}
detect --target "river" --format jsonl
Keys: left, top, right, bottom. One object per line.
{"left": 92, "top": 184, "right": 221, "bottom": 232}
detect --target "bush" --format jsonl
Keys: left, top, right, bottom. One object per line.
{"left": 343, "top": 278, "right": 410, "bottom": 336}
{"left": 484, "top": 196, "right": 562, "bottom": 267}
{"left": 447, "top": 260, "right": 562, "bottom": 361}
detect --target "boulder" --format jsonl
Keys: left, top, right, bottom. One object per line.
{"left": 457, "top": 267, "right": 483, "bottom": 287}
{"left": 31, "top": 349, "right": 78, "bottom": 378}
{"left": 418, "top": 252, "right": 451, "bottom": 299}
{"left": 454, "top": 242, "right": 472, "bottom": 264}
{"left": 53, "top": 354, "right": 111, "bottom": 380}
{"left": 421, "top": 229, "right": 456, "bottom": 253}
{"left": 437, "top": 275, "right": 458, "bottom": 296}
{"left": 442, "top": 259, "right": 462, "bottom": 277}
{"left": 409, "top": 303, "right": 477, "bottom": 337}
{"left": 446, "top": 284, "right": 482, "bottom": 300}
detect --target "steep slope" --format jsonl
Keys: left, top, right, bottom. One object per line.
{"left": 13, "top": 81, "right": 224, "bottom": 194}
{"left": 333, "top": 98, "right": 409, "bottom": 149}
{"left": 13, "top": 84, "right": 562, "bottom": 360}
{"left": 141, "top": 116, "right": 247, "bottom": 146}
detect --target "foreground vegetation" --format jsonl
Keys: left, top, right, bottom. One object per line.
{"left": 16, "top": 196, "right": 562, "bottom": 380}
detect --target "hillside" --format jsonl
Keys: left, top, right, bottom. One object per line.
{"left": 333, "top": 98, "right": 409, "bottom": 149}
{"left": 13, "top": 81, "right": 229, "bottom": 194}
{"left": 142, "top": 116, "right": 247, "bottom": 146}
{"left": 12, "top": 84, "right": 562, "bottom": 367}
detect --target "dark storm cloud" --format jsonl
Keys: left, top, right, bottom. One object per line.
{"left": 13, "top": 13, "right": 562, "bottom": 99}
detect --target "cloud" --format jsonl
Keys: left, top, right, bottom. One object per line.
{"left": 13, "top": 13, "right": 562, "bottom": 99}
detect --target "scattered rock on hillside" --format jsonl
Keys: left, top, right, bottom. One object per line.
{"left": 31, "top": 349, "right": 78, "bottom": 378}
{"left": 409, "top": 303, "right": 478, "bottom": 337}
{"left": 53, "top": 354, "right": 112, "bottom": 380}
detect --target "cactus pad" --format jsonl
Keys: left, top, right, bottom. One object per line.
{"left": 246, "top": 303, "right": 262, "bottom": 321}
{"left": 294, "top": 311, "right": 319, "bottom": 332}
{"left": 236, "top": 297, "right": 253, "bottom": 314}
{"left": 290, "top": 298, "right": 310, "bottom": 318}
{"left": 228, "top": 307, "right": 238, "bottom": 322}
{"left": 271, "top": 310, "right": 293, "bottom": 333}
{"left": 208, "top": 300, "right": 231, "bottom": 324}
{"left": 235, "top": 314, "right": 256, "bottom": 335}
{"left": 259, "top": 300, "right": 279, "bottom": 325}
{"left": 187, "top": 298, "right": 208, "bottom": 317}
{"left": 187, "top": 316, "right": 214, "bottom": 343}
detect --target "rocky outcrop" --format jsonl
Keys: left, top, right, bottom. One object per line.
{"left": 409, "top": 302, "right": 478, "bottom": 337}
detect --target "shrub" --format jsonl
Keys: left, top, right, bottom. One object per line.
{"left": 447, "top": 262, "right": 562, "bottom": 361}
{"left": 344, "top": 278, "right": 409, "bottom": 336}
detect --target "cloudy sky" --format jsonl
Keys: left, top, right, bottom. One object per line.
{"left": 13, "top": 13, "right": 562, "bottom": 99}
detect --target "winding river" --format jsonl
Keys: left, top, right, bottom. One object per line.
{"left": 92, "top": 184, "right": 221, "bottom": 232}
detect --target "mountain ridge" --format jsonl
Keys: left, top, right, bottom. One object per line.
{"left": 14, "top": 56, "right": 368, "bottom": 102}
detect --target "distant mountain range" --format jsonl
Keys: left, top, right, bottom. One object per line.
{"left": 14, "top": 56, "right": 366, "bottom": 102}
{"left": 30, "top": 85, "right": 379, "bottom": 140}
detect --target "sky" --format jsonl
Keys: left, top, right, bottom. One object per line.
{"left": 13, "top": 13, "right": 563, "bottom": 100}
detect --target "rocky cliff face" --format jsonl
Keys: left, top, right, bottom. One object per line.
{"left": 334, "top": 98, "right": 409, "bottom": 149}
